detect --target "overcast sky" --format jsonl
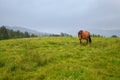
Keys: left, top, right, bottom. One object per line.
{"left": 0, "top": 0, "right": 120, "bottom": 36}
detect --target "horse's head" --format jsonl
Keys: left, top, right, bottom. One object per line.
{"left": 78, "top": 30, "right": 83, "bottom": 35}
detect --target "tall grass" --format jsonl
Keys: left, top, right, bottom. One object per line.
{"left": 0, "top": 37, "right": 120, "bottom": 80}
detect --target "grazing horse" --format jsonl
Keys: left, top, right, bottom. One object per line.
{"left": 78, "top": 30, "right": 91, "bottom": 44}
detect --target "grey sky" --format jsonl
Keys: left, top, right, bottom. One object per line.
{"left": 0, "top": 0, "right": 120, "bottom": 36}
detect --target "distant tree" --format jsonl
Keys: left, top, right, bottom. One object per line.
{"left": 91, "top": 34, "right": 103, "bottom": 37}
{"left": 24, "top": 32, "right": 30, "bottom": 38}
{"left": 60, "top": 32, "right": 72, "bottom": 37}
{"left": 0, "top": 25, "right": 38, "bottom": 40}
{"left": 0, "top": 26, "right": 9, "bottom": 40}
{"left": 111, "top": 35, "right": 118, "bottom": 38}
{"left": 7, "top": 29, "right": 14, "bottom": 38}
{"left": 31, "top": 34, "right": 37, "bottom": 37}
{"left": 49, "top": 34, "right": 60, "bottom": 37}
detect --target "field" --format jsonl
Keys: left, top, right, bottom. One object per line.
{"left": 0, "top": 37, "right": 120, "bottom": 80}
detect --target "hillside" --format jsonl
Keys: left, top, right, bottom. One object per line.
{"left": 0, "top": 37, "right": 120, "bottom": 80}
{"left": 1, "top": 26, "right": 51, "bottom": 36}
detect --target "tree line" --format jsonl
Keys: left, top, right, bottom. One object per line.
{"left": 91, "top": 34, "right": 104, "bottom": 37}
{"left": 0, "top": 26, "right": 37, "bottom": 40}
{"left": 1, "top": 25, "right": 118, "bottom": 40}
{"left": 91, "top": 34, "right": 118, "bottom": 38}
{"left": 0, "top": 26, "right": 72, "bottom": 40}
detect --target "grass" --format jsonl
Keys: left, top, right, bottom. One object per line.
{"left": 0, "top": 37, "right": 120, "bottom": 80}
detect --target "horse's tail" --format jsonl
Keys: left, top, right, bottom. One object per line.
{"left": 89, "top": 36, "right": 92, "bottom": 43}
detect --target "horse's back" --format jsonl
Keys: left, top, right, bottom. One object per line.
{"left": 83, "top": 31, "right": 90, "bottom": 37}
{"left": 81, "top": 30, "right": 90, "bottom": 38}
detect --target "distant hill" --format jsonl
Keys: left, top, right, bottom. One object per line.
{"left": 90, "top": 29, "right": 120, "bottom": 37}
{"left": 3, "top": 26, "right": 50, "bottom": 36}
{"left": 1, "top": 26, "right": 72, "bottom": 37}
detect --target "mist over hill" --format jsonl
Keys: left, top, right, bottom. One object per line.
{"left": 4, "top": 26, "right": 51, "bottom": 36}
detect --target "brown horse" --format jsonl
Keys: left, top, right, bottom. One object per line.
{"left": 78, "top": 30, "right": 91, "bottom": 44}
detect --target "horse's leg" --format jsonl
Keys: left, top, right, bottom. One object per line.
{"left": 86, "top": 39, "right": 88, "bottom": 44}
{"left": 79, "top": 39, "right": 82, "bottom": 44}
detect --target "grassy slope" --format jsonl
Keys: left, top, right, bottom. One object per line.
{"left": 0, "top": 37, "right": 120, "bottom": 80}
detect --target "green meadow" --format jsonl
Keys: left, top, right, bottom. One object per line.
{"left": 0, "top": 37, "right": 120, "bottom": 80}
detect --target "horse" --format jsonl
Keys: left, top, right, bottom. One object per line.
{"left": 78, "top": 30, "right": 91, "bottom": 44}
